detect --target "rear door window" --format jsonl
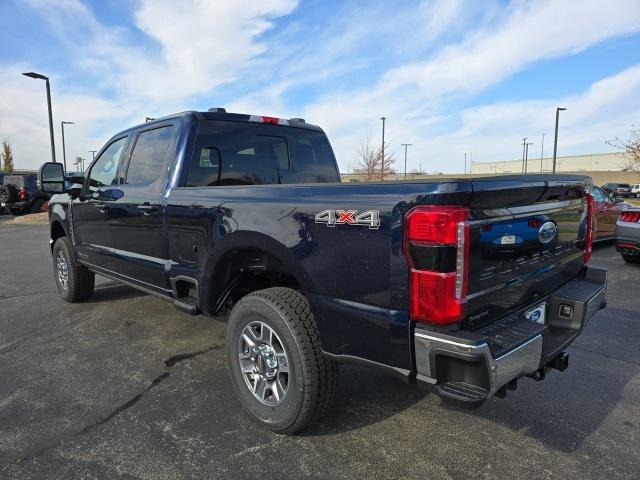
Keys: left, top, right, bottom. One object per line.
{"left": 125, "top": 125, "right": 175, "bottom": 186}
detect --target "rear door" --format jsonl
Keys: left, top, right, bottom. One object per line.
{"left": 72, "top": 135, "right": 129, "bottom": 270}
{"left": 109, "top": 122, "right": 178, "bottom": 293}
{"left": 591, "top": 186, "right": 616, "bottom": 238}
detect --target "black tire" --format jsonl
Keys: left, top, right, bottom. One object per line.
{"left": 29, "top": 199, "right": 45, "bottom": 214}
{"left": 622, "top": 254, "right": 640, "bottom": 264}
{"left": 9, "top": 208, "right": 25, "bottom": 216}
{"left": 0, "top": 185, "right": 14, "bottom": 203}
{"left": 226, "top": 287, "right": 338, "bottom": 433}
{"left": 52, "top": 236, "right": 95, "bottom": 302}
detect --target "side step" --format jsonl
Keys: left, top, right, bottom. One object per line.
{"left": 173, "top": 296, "right": 200, "bottom": 315}
{"left": 436, "top": 381, "right": 488, "bottom": 408}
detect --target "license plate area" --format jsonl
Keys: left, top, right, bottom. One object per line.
{"left": 500, "top": 234, "right": 516, "bottom": 245}
{"left": 525, "top": 302, "right": 546, "bottom": 324}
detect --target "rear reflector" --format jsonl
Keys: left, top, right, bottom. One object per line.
{"left": 403, "top": 206, "right": 469, "bottom": 325}
{"left": 584, "top": 192, "right": 594, "bottom": 264}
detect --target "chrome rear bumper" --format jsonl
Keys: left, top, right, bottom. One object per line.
{"left": 413, "top": 266, "right": 607, "bottom": 403}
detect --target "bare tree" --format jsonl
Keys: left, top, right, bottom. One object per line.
{"left": 2, "top": 140, "right": 14, "bottom": 173}
{"left": 606, "top": 125, "right": 640, "bottom": 173}
{"left": 355, "top": 136, "right": 397, "bottom": 181}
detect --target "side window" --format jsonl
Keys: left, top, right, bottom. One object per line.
{"left": 87, "top": 137, "right": 127, "bottom": 192}
{"left": 125, "top": 126, "right": 174, "bottom": 186}
{"left": 591, "top": 187, "right": 605, "bottom": 202}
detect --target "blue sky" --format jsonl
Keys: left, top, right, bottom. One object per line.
{"left": 1, "top": 0, "right": 640, "bottom": 173}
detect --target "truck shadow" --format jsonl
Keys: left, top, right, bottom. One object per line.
{"left": 304, "top": 312, "right": 636, "bottom": 454}
{"left": 86, "top": 282, "right": 146, "bottom": 303}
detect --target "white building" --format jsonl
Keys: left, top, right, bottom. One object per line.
{"left": 471, "top": 152, "right": 626, "bottom": 174}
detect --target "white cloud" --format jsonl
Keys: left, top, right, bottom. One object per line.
{"left": 4, "top": 0, "right": 640, "bottom": 174}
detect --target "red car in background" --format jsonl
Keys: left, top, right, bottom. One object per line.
{"left": 589, "top": 185, "right": 632, "bottom": 240}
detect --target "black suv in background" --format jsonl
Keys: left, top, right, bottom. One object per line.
{"left": 0, "top": 174, "right": 51, "bottom": 215}
{"left": 602, "top": 183, "right": 633, "bottom": 198}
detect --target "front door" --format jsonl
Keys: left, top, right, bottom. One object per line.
{"left": 72, "top": 136, "right": 129, "bottom": 271}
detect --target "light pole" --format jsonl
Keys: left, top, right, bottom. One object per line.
{"left": 401, "top": 143, "right": 411, "bottom": 179}
{"left": 380, "top": 116, "right": 386, "bottom": 181}
{"left": 521, "top": 137, "right": 527, "bottom": 173}
{"left": 524, "top": 142, "right": 533, "bottom": 173}
{"left": 61, "top": 121, "right": 74, "bottom": 173}
{"left": 552, "top": 107, "right": 567, "bottom": 173}
{"left": 145, "top": 116, "right": 155, "bottom": 122}
{"left": 464, "top": 153, "right": 467, "bottom": 174}
{"left": 23, "top": 72, "right": 56, "bottom": 163}
{"left": 540, "top": 133, "right": 546, "bottom": 172}
{"left": 89, "top": 150, "right": 97, "bottom": 161}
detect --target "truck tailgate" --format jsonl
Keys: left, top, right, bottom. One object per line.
{"left": 464, "top": 176, "right": 588, "bottom": 329}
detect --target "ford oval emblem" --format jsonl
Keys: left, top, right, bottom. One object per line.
{"left": 538, "top": 221, "right": 557, "bottom": 244}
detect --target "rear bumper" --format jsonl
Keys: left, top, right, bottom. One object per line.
{"left": 616, "top": 222, "right": 640, "bottom": 254}
{"left": 413, "top": 266, "right": 607, "bottom": 404}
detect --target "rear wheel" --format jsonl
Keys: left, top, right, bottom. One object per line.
{"left": 52, "top": 236, "right": 95, "bottom": 302}
{"left": 622, "top": 254, "right": 640, "bottom": 264}
{"left": 226, "top": 287, "right": 338, "bottom": 433}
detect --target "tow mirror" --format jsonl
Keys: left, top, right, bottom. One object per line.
{"left": 38, "top": 162, "right": 65, "bottom": 194}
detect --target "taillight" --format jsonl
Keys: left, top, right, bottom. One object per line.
{"left": 18, "top": 187, "right": 27, "bottom": 200}
{"left": 528, "top": 218, "right": 542, "bottom": 228}
{"left": 403, "top": 206, "right": 469, "bottom": 325}
{"left": 619, "top": 211, "right": 640, "bottom": 223}
{"left": 584, "top": 192, "right": 594, "bottom": 264}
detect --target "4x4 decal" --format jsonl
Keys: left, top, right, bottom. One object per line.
{"left": 315, "top": 209, "right": 380, "bottom": 229}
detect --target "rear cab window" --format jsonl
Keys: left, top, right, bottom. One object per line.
{"left": 185, "top": 121, "right": 339, "bottom": 187}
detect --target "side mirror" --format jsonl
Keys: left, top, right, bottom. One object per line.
{"left": 67, "top": 183, "right": 84, "bottom": 199}
{"left": 38, "top": 162, "right": 65, "bottom": 194}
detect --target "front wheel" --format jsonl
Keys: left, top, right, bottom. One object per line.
{"left": 52, "top": 237, "right": 95, "bottom": 302}
{"left": 226, "top": 287, "right": 337, "bottom": 433}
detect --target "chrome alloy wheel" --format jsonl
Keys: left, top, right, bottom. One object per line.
{"left": 238, "top": 321, "right": 289, "bottom": 406}
{"left": 56, "top": 250, "right": 69, "bottom": 290}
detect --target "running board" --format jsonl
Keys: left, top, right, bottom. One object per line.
{"left": 173, "top": 296, "right": 200, "bottom": 315}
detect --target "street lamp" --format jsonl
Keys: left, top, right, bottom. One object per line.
{"left": 401, "top": 143, "right": 411, "bottom": 179}
{"left": 524, "top": 142, "right": 533, "bottom": 173}
{"left": 540, "top": 133, "right": 546, "bottom": 172}
{"left": 521, "top": 137, "right": 527, "bottom": 173}
{"left": 380, "top": 116, "right": 386, "bottom": 181}
{"left": 22, "top": 71, "right": 56, "bottom": 163}
{"left": 552, "top": 107, "right": 567, "bottom": 173}
{"left": 89, "top": 150, "right": 97, "bottom": 161}
{"left": 61, "top": 121, "right": 74, "bottom": 173}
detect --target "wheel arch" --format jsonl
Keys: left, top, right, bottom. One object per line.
{"left": 200, "top": 231, "right": 316, "bottom": 316}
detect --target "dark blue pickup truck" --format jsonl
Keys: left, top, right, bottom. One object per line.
{"left": 38, "top": 109, "right": 607, "bottom": 432}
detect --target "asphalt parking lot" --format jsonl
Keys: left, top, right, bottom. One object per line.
{"left": 1, "top": 220, "right": 639, "bottom": 480}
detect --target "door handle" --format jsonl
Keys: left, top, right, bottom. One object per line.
{"left": 95, "top": 203, "right": 109, "bottom": 213}
{"left": 138, "top": 203, "right": 158, "bottom": 216}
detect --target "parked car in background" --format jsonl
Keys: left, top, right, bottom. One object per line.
{"left": 631, "top": 184, "right": 640, "bottom": 198}
{"left": 616, "top": 208, "right": 640, "bottom": 263}
{"left": 0, "top": 174, "right": 51, "bottom": 215}
{"left": 589, "top": 186, "right": 632, "bottom": 240}
{"left": 0, "top": 173, "right": 5, "bottom": 185}
{"left": 602, "top": 183, "right": 633, "bottom": 198}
